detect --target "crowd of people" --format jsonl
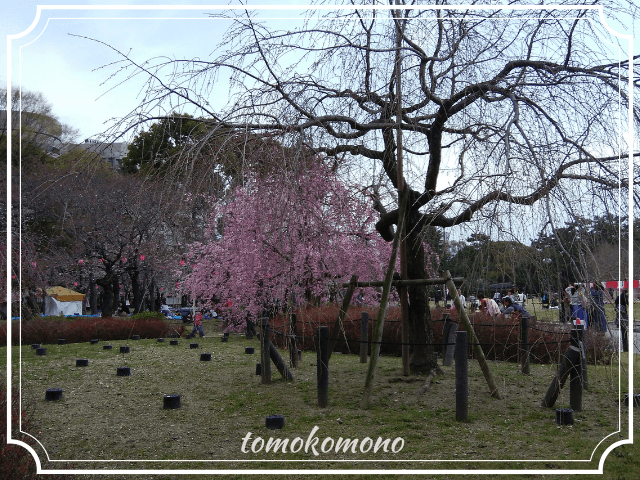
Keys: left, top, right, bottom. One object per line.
{"left": 559, "top": 283, "right": 630, "bottom": 332}
{"left": 434, "top": 283, "right": 631, "bottom": 333}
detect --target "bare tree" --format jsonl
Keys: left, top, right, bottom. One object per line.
{"left": 21, "top": 159, "right": 179, "bottom": 316}
{"left": 1, "top": 88, "right": 79, "bottom": 169}
{"left": 101, "top": 1, "right": 639, "bottom": 372}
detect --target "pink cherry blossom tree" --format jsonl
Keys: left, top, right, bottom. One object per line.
{"left": 182, "top": 159, "right": 393, "bottom": 329}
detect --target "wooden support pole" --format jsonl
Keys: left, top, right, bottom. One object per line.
{"left": 443, "top": 270, "right": 502, "bottom": 400}
{"left": 520, "top": 316, "right": 530, "bottom": 375}
{"left": 360, "top": 311, "right": 369, "bottom": 364}
{"left": 317, "top": 326, "right": 329, "bottom": 408}
{"left": 328, "top": 275, "right": 358, "bottom": 360}
{"left": 361, "top": 189, "right": 408, "bottom": 408}
{"left": 260, "top": 317, "right": 271, "bottom": 385}
{"left": 270, "top": 343, "right": 294, "bottom": 381}
{"left": 289, "top": 313, "right": 298, "bottom": 368}
{"left": 340, "top": 278, "right": 464, "bottom": 288}
{"left": 455, "top": 330, "right": 469, "bottom": 422}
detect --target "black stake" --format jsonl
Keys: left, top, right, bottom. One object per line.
{"left": 317, "top": 326, "right": 329, "bottom": 408}
{"left": 360, "top": 312, "right": 368, "bottom": 364}
{"left": 520, "top": 316, "right": 530, "bottom": 375}
{"left": 455, "top": 330, "right": 469, "bottom": 422}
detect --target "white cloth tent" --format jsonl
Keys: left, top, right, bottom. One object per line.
{"left": 44, "top": 286, "right": 85, "bottom": 316}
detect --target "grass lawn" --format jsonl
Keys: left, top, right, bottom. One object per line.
{"left": 1, "top": 317, "right": 639, "bottom": 479}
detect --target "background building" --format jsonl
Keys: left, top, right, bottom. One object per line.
{"left": 75, "top": 139, "right": 129, "bottom": 169}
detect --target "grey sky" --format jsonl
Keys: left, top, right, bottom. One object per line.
{"left": 4, "top": 2, "right": 637, "bottom": 141}
{"left": 3, "top": 1, "right": 313, "bottom": 140}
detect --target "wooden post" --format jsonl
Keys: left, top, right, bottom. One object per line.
{"left": 361, "top": 189, "right": 408, "bottom": 408}
{"left": 289, "top": 313, "right": 298, "bottom": 368}
{"left": 327, "top": 275, "right": 358, "bottom": 360}
{"left": 520, "top": 316, "right": 530, "bottom": 375}
{"left": 540, "top": 329, "right": 582, "bottom": 408}
{"left": 360, "top": 312, "right": 369, "bottom": 363}
{"left": 340, "top": 278, "right": 464, "bottom": 288}
{"left": 260, "top": 317, "right": 271, "bottom": 385}
{"left": 455, "top": 330, "right": 469, "bottom": 422}
{"left": 443, "top": 270, "right": 502, "bottom": 400}
{"left": 441, "top": 313, "right": 452, "bottom": 356}
{"left": 569, "top": 361, "right": 583, "bottom": 412}
{"left": 621, "top": 316, "right": 630, "bottom": 352}
{"left": 569, "top": 328, "right": 583, "bottom": 411}
{"left": 317, "top": 326, "right": 329, "bottom": 408}
{"left": 442, "top": 321, "right": 458, "bottom": 367}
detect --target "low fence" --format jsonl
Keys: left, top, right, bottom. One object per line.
{"left": 269, "top": 305, "right": 613, "bottom": 365}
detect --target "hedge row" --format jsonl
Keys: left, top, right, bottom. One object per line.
{"left": 1, "top": 317, "right": 184, "bottom": 345}
{"left": 269, "top": 305, "right": 613, "bottom": 365}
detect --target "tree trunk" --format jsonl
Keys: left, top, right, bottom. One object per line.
{"left": 89, "top": 278, "right": 97, "bottom": 315}
{"left": 150, "top": 277, "right": 156, "bottom": 312}
{"left": 406, "top": 224, "right": 437, "bottom": 373}
{"left": 130, "top": 271, "right": 141, "bottom": 314}
{"left": 97, "top": 275, "right": 115, "bottom": 317}
{"left": 112, "top": 277, "right": 119, "bottom": 313}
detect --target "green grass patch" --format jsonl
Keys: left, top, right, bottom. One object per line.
{"left": 1, "top": 318, "right": 638, "bottom": 478}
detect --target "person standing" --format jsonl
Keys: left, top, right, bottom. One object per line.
{"left": 590, "top": 284, "right": 607, "bottom": 331}
{"left": 190, "top": 310, "right": 205, "bottom": 338}
{"left": 566, "top": 284, "right": 588, "bottom": 328}
{"left": 457, "top": 289, "right": 466, "bottom": 310}
{"left": 615, "top": 289, "right": 629, "bottom": 327}
{"left": 434, "top": 289, "right": 442, "bottom": 308}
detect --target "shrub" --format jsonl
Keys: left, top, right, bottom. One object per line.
{"left": 128, "top": 311, "right": 165, "bottom": 322}
{"left": 269, "top": 305, "right": 611, "bottom": 364}
{"left": 2, "top": 317, "right": 184, "bottom": 345}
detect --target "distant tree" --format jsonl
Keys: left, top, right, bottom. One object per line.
{"left": 21, "top": 162, "right": 176, "bottom": 316}
{"left": 1, "top": 88, "right": 78, "bottom": 170}
{"left": 120, "top": 114, "right": 207, "bottom": 175}
{"left": 532, "top": 214, "right": 640, "bottom": 285}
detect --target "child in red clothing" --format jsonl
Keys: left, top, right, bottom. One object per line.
{"left": 190, "top": 311, "right": 205, "bottom": 338}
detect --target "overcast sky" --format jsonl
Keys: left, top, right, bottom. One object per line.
{"left": 2, "top": 1, "right": 318, "bottom": 141}
{"left": 3, "top": 1, "right": 638, "bottom": 142}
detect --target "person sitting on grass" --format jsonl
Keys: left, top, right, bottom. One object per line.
{"left": 190, "top": 310, "right": 205, "bottom": 338}
{"left": 500, "top": 296, "right": 530, "bottom": 318}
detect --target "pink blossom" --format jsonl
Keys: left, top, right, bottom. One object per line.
{"left": 183, "top": 160, "right": 396, "bottom": 328}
